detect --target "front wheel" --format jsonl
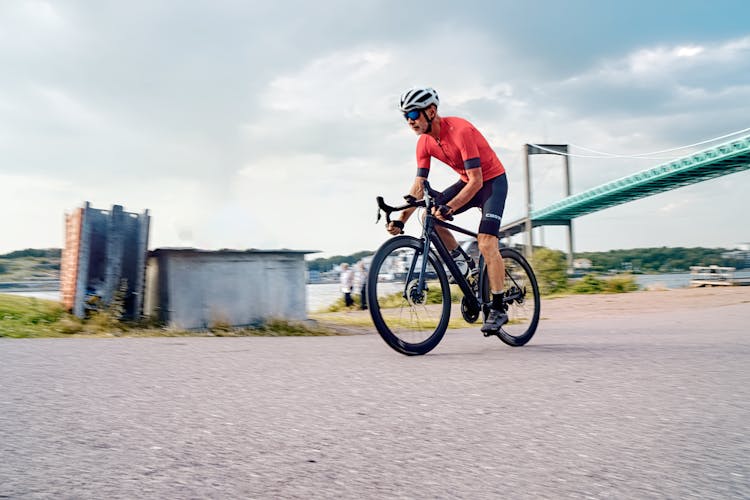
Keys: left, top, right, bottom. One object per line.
{"left": 479, "top": 247, "right": 541, "bottom": 346}
{"left": 367, "top": 236, "right": 451, "bottom": 356}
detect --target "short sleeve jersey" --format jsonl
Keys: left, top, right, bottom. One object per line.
{"left": 416, "top": 116, "right": 505, "bottom": 183}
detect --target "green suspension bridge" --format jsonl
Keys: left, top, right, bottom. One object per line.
{"left": 498, "top": 131, "right": 750, "bottom": 263}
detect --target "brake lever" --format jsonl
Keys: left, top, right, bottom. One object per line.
{"left": 375, "top": 196, "right": 392, "bottom": 224}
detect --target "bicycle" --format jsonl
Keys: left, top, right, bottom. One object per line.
{"left": 368, "top": 180, "right": 541, "bottom": 356}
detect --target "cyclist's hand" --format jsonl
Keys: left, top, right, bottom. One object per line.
{"left": 387, "top": 220, "right": 404, "bottom": 235}
{"left": 433, "top": 205, "right": 454, "bottom": 221}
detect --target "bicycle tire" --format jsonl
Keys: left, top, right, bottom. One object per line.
{"left": 367, "top": 236, "right": 451, "bottom": 356}
{"left": 479, "top": 247, "right": 541, "bottom": 346}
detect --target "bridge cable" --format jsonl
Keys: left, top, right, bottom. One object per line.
{"left": 530, "top": 126, "right": 750, "bottom": 160}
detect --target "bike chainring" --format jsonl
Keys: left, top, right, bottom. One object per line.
{"left": 460, "top": 296, "right": 480, "bottom": 323}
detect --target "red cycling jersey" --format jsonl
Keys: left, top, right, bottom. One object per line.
{"left": 416, "top": 116, "right": 505, "bottom": 183}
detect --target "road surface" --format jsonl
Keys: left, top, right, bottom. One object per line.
{"left": 1, "top": 296, "right": 748, "bottom": 498}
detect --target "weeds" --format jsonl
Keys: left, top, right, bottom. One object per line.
{"left": 570, "top": 274, "right": 639, "bottom": 294}
{"left": 0, "top": 294, "right": 342, "bottom": 338}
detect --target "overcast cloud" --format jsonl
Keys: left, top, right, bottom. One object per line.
{"left": 1, "top": 0, "right": 749, "bottom": 256}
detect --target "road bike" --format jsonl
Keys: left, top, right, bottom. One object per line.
{"left": 368, "top": 180, "right": 541, "bottom": 356}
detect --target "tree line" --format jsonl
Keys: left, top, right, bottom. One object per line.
{"left": 0, "top": 246, "right": 743, "bottom": 276}
{"left": 305, "top": 246, "right": 744, "bottom": 274}
{"left": 574, "top": 246, "right": 744, "bottom": 272}
{"left": 306, "top": 251, "right": 374, "bottom": 272}
{"left": 0, "top": 248, "right": 61, "bottom": 259}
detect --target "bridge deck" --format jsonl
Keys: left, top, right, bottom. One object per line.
{"left": 500, "top": 134, "right": 750, "bottom": 237}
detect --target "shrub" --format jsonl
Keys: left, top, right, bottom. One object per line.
{"left": 571, "top": 274, "right": 605, "bottom": 294}
{"left": 532, "top": 248, "right": 569, "bottom": 295}
{"left": 570, "top": 274, "right": 639, "bottom": 294}
{"left": 603, "top": 275, "right": 639, "bottom": 293}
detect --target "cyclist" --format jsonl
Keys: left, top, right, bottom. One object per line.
{"left": 386, "top": 87, "right": 509, "bottom": 333}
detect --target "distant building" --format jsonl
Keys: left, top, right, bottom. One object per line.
{"left": 573, "top": 258, "right": 592, "bottom": 270}
{"left": 307, "top": 269, "right": 321, "bottom": 284}
{"left": 722, "top": 243, "right": 750, "bottom": 268}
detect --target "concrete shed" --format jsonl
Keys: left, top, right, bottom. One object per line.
{"left": 145, "top": 248, "right": 314, "bottom": 330}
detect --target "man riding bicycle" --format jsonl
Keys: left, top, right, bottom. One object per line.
{"left": 386, "top": 87, "right": 509, "bottom": 333}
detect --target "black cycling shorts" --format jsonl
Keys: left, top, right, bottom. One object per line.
{"left": 436, "top": 173, "right": 508, "bottom": 235}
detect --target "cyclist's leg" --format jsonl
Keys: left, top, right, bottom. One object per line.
{"left": 475, "top": 174, "right": 509, "bottom": 332}
{"left": 478, "top": 234, "right": 504, "bottom": 290}
{"left": 431, "top": 180, "right": 465, "bottom": 251}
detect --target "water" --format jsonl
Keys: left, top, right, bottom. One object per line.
{"left": 4, "top": 291, "right": 61, "bottom": 301}
{"left": 2, "top": 286, "right": 357, "bottom": 313}
{"left": 5, "top": 271, "right": 749, "bottom": 313}
{"left": 307, "top": 283, "right": 346, "bottom": 312}
{"left": 306, "top": 282, "right": 403, "bottom": 312}
{"left": 634, "top": 270, "right": 750, "bottom": 290}
{"left": 634, "top": 273, "right": 693, "bottom": 289}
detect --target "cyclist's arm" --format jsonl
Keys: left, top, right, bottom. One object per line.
{"left": 397, "top": 176, "right": 427, "bottom": 223}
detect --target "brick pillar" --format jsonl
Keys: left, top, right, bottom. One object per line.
{"left": 61, "top": 208, "right": 83, "bottom": 310}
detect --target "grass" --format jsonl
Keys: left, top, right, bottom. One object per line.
{"left": 2, "top": 273, "right": 640, "bottom": 338}
{"left": 0, "top": 294, "right": 341, "bottom": 339}
{"left": 0, "top": 294, "right": 70, "bottom": 338}
{"left": 310, "top": 309, "right": 472, "bottom": 331}
{"left": 324, "top": 283, "right": 462, "bottom": 313}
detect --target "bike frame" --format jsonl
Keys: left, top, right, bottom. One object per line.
{"left": 412, "top": 188, "right": 482, "bottom": 313}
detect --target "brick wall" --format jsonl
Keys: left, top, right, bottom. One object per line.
{"left": 61, "top": 208, "right": 83, "bottom": 311}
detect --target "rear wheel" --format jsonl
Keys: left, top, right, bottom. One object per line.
{"left": 479, "top": 247, "right": 540, "bottom": 346}
{"left": 367, "top": 236, "right": 451, "bottom": 356}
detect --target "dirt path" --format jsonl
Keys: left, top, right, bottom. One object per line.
{"left": 541, "top": 286, "right": 750, "bottom": 321}
{"left": 311, "top": 286, "right": 750, "bottom": 334}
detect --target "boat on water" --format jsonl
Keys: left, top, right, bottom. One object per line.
{"left": 689, "top": 265, "right": 750, "bottom": 287}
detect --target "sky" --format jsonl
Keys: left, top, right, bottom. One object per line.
{"left": 1, "top": 0, "right": 749, "bottom": 258}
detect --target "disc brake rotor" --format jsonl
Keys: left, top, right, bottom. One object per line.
{"left": 405, "top": 279, "right": 427, "bottom": 306}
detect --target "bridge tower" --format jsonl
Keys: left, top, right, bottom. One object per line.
{"left": 523, "top": 144, "right": 574, "bottom": 270}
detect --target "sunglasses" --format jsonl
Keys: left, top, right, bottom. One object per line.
{"left": 403, "top": 110, "right": 422, "bottom": 121}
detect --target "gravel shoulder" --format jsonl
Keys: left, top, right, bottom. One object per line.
{"left": 312, "top": 286, "right": 750, "bottom": 334}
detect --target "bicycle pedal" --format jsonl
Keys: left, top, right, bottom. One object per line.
{"left": 482, "top": 327, "right": 506, "bottom": 338}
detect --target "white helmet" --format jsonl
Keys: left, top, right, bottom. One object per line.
{"left": 399, "top": 87, "right": 439, "bottom": 112}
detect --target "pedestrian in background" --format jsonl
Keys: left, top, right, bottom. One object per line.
{"left": 340, "top": 263, "right": 354, "bottom": 308}
{"left": 354, "top": 262, "right": 368, "bottom": 310}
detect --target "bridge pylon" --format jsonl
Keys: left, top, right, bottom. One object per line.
{"left": 522, "top": 144, "right": 574, "bottom": 270}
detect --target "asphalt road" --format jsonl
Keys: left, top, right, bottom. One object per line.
{"left": 1, "top": 301, "right": 749, "bottom": 499}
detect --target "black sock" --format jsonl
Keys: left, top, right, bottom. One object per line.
{"left": 492, "top": 292, "right": 505, "bottom": 311}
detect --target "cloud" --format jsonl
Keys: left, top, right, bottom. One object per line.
{"left": 32, "top": 84, "right": 108, "bottom": 130}
{"left": 0, "top": 1, "right": 70, "bottom": 45}
{"left": 1, "top": 2, "right": 749, "bottom": 255}
{"left": 263, "top": 49, "right": 393, "bottom": 118}
{"left": 551, "top": 35, "right": 750, "bottom": 116}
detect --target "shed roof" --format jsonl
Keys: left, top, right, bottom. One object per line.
{"left": 150, "top": 247, "right": 319, "bottom": 257}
